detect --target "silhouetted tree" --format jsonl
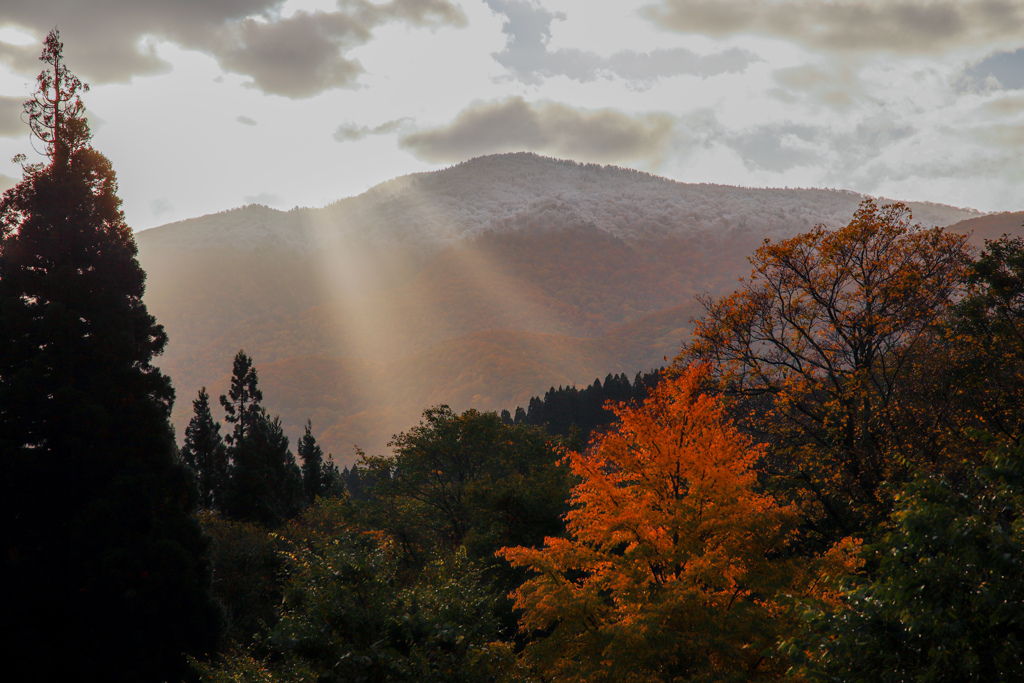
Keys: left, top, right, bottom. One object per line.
{"left": 0, "top": 30, "right": 221, "bottom": 682}
{"left": 220, "top": 349, "right": 263, "bottom": 446}
{"left": 182, "top": 387, "right": 228, "bottom": 510}
{"left": 299, "top": 419, "right": 339, "bottom": 503}
{"left": 223, "top": 410, "right": 303, "bottom": 526}
{"left": 510, "top": 369, "right": 663, "bottom": 441}
{"left": 218, "top": 351, "right": 302, "bottom": 526}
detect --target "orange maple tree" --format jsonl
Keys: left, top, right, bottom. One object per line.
{"left": 498, "top": 365, "right": 811, "bottom": 683}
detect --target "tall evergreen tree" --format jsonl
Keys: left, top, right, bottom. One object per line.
{"left": 182, "top": 387, "right": 228, "bottom": 510}
{"left": 219, "top": 351, "right": 302, "bottom": 525}
{"left": 299, "top": 419, "right": 328, "bottom": 503}
{"left": 220, "top": 349, "right": 263, "bottom": 445}
{"left": 0, "top": 31, "right": 221, "bottom": 682}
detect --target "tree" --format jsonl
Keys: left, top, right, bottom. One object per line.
{"left": 944, "top": 235, "right": 1024, "bottom": 444}
{"left": 299, "top": 419, "right": 339, "bottom": 503}
{"left": 223, "top": 411, "right": 303, "bottom": 526}
{"left": 183, "top": 387, "right": 229, "bottom": 510}
{"left": 0, "top": 30, "right": 221, "bottom": 681}
{"left": 499, "top": 366, "right": 816, "bottom": 683}
{"left": 197, "top": 500, "right": 515, "bottom": 683}
{"left": 680, "top": 199, "right": 971, "bottom": 538}
{"left": 790, "top": 440, "right": 1024, "bottom": 682}
{"left": 359, "top": 406, "right": 571, "bottom": 565}
{"left": 219, "top": 351, "right": 303, "bottom": 526}
{"left": 220, "top": 349, "right": 263, "bottom": 446}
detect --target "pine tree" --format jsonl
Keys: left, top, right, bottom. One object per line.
{"left": 220, "top": 349, "right": 263, "bottom": 445}
{"left": 182, "top": 387, "right": 228, "bottom": 510}
{"left": 299, "top": 419, "right": 325, "bottom": 503}
{"left": 218, "top": 351, "right": 302, "bottom": 525}
{"left": 0, "top": 30, "right": 221, "bottom": 682}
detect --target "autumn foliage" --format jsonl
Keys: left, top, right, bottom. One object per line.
{"left": 499, "top": 365, "right": 803, "bottom": 682}
{"left": 680, "top": 199, "right": 972, "bottom": 536}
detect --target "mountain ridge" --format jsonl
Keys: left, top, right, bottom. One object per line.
{"left": 136, "top": 153, "right": 996, "bottom": 461}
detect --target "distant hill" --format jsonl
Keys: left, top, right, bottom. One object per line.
{"left": 946, "top": 211, "right": 1024, "bottom": 247}
{"left": 136, "top": 153, "right": 993, "bottom": 462}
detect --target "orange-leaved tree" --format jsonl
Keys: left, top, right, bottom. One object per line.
{"left": 679, "top": 199, "right": 971, "bottom": 538}
{"left": 498, "top": 365, "right": 812, "bottom": 683}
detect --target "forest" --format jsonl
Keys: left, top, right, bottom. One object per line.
{"left": 4, "top": 30, "right": 1024, "bottom": 683}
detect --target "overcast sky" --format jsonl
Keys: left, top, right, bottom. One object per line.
{"left": 0, "top": 0, "right": 1022, "bottom": 230}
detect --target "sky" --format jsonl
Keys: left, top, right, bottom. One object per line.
{"left": 0, "top": 0, "right": 1022, "bottom": 231}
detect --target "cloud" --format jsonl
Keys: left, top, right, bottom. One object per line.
{"left": 771, "top": 63, "right": 865, "bottom": 110}
{"left": 962, "top": 48, "right": 1024, "bottom": 91}
{"left": 0, "top": 173, "right": 17, "bottom": 193}
{"left": 333, "top": 117, "right": 410, "bottom": 142}
{"left": 215, "top": 10, "right": 367, "bottom": 98}
{"left": 236, "top": 115, "right": 257, "bottom": 126}
{"left": 0, "top": 95, "right": 24, "bottom": 137}
{"left": 984, "top": 95, "right": 1024, "bottom": 115}
{"left": 0, "top": 0, "right": 466, "bottom": 97}
{"left": 244, "top": 191, "right": 284, "bottom": 205}
{"left": 975, "top": 123, "right": 1024, "bottom": 149}
{"left": 485, "top": 0, "right": 759, "bottom": 85}
{"left": 728, "top": 124, "right": 821, "bottom": 172}
{"left": 149, "top": 198, "right": 174, "bottom": 217}
{"left": 398, "top": 96, "right": 675, "bottom": 164}
{"left": 644, "top": 0, "right": 1024, "bottom": 54}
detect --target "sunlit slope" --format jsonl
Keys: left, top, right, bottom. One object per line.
{"left": 136, "top": 153, "right": 986, "bottom": 462}
{"left": 249, "top": 303, "right": 698, "bottom": 462}
{"left": 946, "top": 211, "right": 1024, "bottom": 247}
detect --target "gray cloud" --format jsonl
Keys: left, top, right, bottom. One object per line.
{"left": 236, "top": 115, "right": 257, "bottom": 125}
{"left": 771, "top": 63, "right": 866, "bottom": 110}
{"left": 705, "top": 114, "right": 919, "bottom": 183}
{"left": 0, "top": 95, "right": 24, "bottom": 137}
{"left": 0, "top": 0, "right": 465, "bottom": 97}
{"left": 962, "top": 48, "right": 1024, "bottom": 91}
{"left": 644, "top": 0, "right": 1024, "bottom": 54}
{"left": 334, "top": 117, "right": 410, "bottom": 141}
{"left": 729, "top": 124, "right": 820, "bottom": 172}
{"left": 398, "top": 96, "right": 675, "bottom": 164}
{"left": 245, "top": 191, "right": 284, "bottom": 205}
{"left": 485, "top": 0, "right": 759, "bottom": 85}
{"left": 984, "top": 95, "right": 1024, "bottom": 115}
{"left": 0, "top": 173, "right": 17, "bottom": 193}
{"left": 216, "top": 10, "right": 367, "bottom": 98}
{"left": 149, "top": 198, "right": 174, "bottom": 217}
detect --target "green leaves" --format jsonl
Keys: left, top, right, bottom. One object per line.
{"left": 201, "top": 500, "right": 512, "bottom": 683}
{"left": 791, "top": 442, "right": 1024, "bottom": 682}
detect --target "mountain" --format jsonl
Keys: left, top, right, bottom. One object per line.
{"left": 136, "top": 153, "right": 990, "bottom": 462}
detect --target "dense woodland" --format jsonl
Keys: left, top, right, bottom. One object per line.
{"left": 5, "top": 31, "right": 1024, "bottom": 683}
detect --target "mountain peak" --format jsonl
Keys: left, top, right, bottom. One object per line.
{"left": 139, "top": 153, "right": 983, "bottom": 255}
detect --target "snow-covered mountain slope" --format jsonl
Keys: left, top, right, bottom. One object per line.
{"left": 137, "top": 152, "right": 981, "bottom": 256}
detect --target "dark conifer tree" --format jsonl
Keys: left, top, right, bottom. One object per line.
{"left": 299, "top": 419, "right": 326, "bottom": 503}
{"left": 182, "top": 387, "right": 228, "bottom": 510}
{"left": 219, "top": 351, "right": 302, "bottom": 525}
{"left": 0, "top": 31, "right": 221, "bottom": 682}
{"left": 223, "top": 411, "right": 303, "bottom": 526}
{"left": 220, "top": 349, "right": 263, "bottom": 445}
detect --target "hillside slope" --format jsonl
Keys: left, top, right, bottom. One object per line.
{"left": 136, "top": 153, "right": 990, "bottom": 461}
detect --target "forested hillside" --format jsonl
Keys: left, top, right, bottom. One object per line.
{"left": 136, "top": 153, "right": 989, "bottom": 460}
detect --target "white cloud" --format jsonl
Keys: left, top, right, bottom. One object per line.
{"left": 645, "top": 0, "right": 1024, "bottom": 54}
